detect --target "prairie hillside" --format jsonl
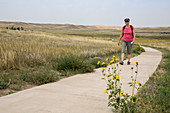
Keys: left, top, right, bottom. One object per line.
{"left": 1, "top": 21, "right": 169, "bottom": 49}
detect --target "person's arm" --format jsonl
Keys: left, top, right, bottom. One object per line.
{"left": 132, "top": 29, "right": 136, "bottom": 44}
{"left": 118, "top": 30, "right": 123, "bottom": 46}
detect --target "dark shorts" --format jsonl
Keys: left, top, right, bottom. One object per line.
{"left": 121, "top": 40, "right": 133, "bottom": 54}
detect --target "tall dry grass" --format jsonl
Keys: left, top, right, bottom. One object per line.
{"left": 136, "top": 38, "right": 170, "bottom": 50}
{"left": 0, "top": 28, "right": 120, "bottom": 70}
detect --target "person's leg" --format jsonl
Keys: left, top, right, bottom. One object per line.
{"left": 120, "top": 40, "right": 126, "bottom": 65}
{"left": 121, "top": 40, "right": 126, "bottom": 61}
{"left": 121, "top": 53, "right": 125, "bottom": 62}
{"left": 128, "top": 54, "right": 131, "bottom": 62}
{"left": 127, "top": 41, "right": 133, "bottom": 63}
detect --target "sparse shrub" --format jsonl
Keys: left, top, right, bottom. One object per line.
{"left": 53, "top": 54, "right": 94, "bottom": 75}
{"left": 17, "top": 27, "right": 20, "bottom": 31}
{"left": 21, "top": 27, "right": 24, "bottom": 30}
{"left": 139, "top": 47, "right": 145, "bottom": 52}
{"left": 10, "top": 26, "right": 14, "bottom": 30}
{"left": 0, "top": 74, "right": 15, "bottom": 89}
{"left": 132, "top": 45, "right": 145, "bottom": 54}
{"left": 7, "top": 26, "right": 24, "bottom": 31}
{"left": 88, "top": 57, "right": 101, "bottom": 68}
{"left": 0, "top": 82, "right": 8, "bottom": 89}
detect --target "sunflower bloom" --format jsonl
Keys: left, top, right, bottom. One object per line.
{"left": 112, "top": 56, "right": 115, "bottom": 60}
{"left": 105, "top": 74, "right": 109, "bottom": 77}
{"left": 115, "top": 58, "right": 119, "bottom": 61}
{"left": 136, "top": 81, "right": 140, "bottom": 85}
{"left": 120, "top": 91, "right": 123, "bottom": 96}
{"left": 101, "top": 62, "right": 105, "bottom": 65}
{"left": 101, "top": 68, "right": 105, "bottom": 71}
{"left": 134, "top": 61, "right": 138, "bottom": 64}
{"left": 110, "top": 60, "right": 114, "bottom": 63}
{"left": 116, "top": 75, "right": 119, "bottom": 80}
{"left": 104, "top": 89, "right": 107, "bottom": 93}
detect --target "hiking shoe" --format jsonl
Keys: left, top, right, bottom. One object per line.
{"left": 119, "top": 61, "right": 124, "bottom": 65}
{"left": 127, "top": 61, "right": 131, "bottom": 65}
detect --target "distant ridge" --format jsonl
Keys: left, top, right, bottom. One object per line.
{"left": 0, "top": 21, "right": 122, "bottom": 30}
{"left": 0, "top": 21, "right": 170, "bottom": 30}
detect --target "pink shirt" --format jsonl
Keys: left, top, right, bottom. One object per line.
{"left": 122, "top": 26, "right": 134, "bottom": 42}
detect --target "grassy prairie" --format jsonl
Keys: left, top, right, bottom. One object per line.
{"left": 0, "top": 28, "right": 120, "bottom": 70}
{"left": 0, "top": 22, "right": 124, "bottom": 96}
{"left": 0, "top": 22, "right": 169, "bottom": 100}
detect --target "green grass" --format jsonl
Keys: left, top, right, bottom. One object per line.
{"left": 52, "top": 54, "right": 94, "bottom": 76}
{"left": 137, "top": 47, "right": 170, "bottom": 113}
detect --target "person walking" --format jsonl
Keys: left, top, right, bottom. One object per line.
{"left": 118, "top": 18, "right": 136, "bottom": 65}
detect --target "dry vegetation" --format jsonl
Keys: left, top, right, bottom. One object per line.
{"left": 0, "top": 28, "right": 120, "bottom": 70}
{"left": 0, "top": 21, "right": 169, "bottom": 97}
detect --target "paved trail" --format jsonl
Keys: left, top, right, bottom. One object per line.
{"left": 0, "top": 46, "right": 162, "bottom": 113}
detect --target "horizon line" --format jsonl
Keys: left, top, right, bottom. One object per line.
{"left": 0, "top": 20, "right": 170, "bottom": 28}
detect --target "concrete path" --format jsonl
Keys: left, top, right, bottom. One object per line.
{"left": 0, "top": 46, "right": 162, "bottom": 113}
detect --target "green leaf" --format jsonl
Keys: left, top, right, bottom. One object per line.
{"left": 128, "top": 82, "right": 132, "bottom": 84}
{"left": 116, "top": 97, "right": 120, "bottom": 103}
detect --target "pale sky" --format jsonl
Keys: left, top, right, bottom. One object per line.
{"left": 0, "top": 0, "right": 170, "bottom": 27}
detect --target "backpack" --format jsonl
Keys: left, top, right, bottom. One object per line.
{"left": 122, "top": 25, "right": 134, "bottom": 37}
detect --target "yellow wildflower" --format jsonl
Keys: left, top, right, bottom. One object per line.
{"left": 133, "top": 102, "right": 135, "bottom": 104}
{"left": 116, "top": 75, "right": 119, "bottom": 80}
{"left": 126, "top": 92, "right": 128, "bottom": 96}
{"left": 101, "top": 68, "right": 105, "bottom": 71}
{"left": 110, "top": 60, "right": 114, "bottom": 63}
{"left": 101, "top": 62, "right": 105, "bottom": 65}
{"left": 120, "top": 91, "right": 123, "bottom": 96}
{"left": 110, "top": 85, "right": 113, "bottom": 88}
{"left": 138, "top": 87, "right": 140, "bottom": 89}
{"left": 134, "top": 61, "right": 138, "bottom": 64}
{"left": 112, "top": 56, "right": 115, "bottom": 60}
{"left": 104, "top": 89, "right": 107, "bottom": 93}
{"left": 105, "top": 74, "right": 109, "bottom": 77}
{"left": 97, "top": 61, "right": 100, "bottom": 65}
{"left": 115, "top": 58, "right": 119, "bottom": 61}
{"left": 106, "top": 58, "right": 108, "bottom": 61}
{"left": 108, "top": 63, "right": 110, "bottom": 66}
{"left": 136, "top": 81, "right": 140, "bottom": 85}
{"left": 112, "top": 77, "right": 114, "bottom": 80}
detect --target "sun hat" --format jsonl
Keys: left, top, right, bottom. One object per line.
{"left": 124, "top": 18, "right": 130, "bottom": 22}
